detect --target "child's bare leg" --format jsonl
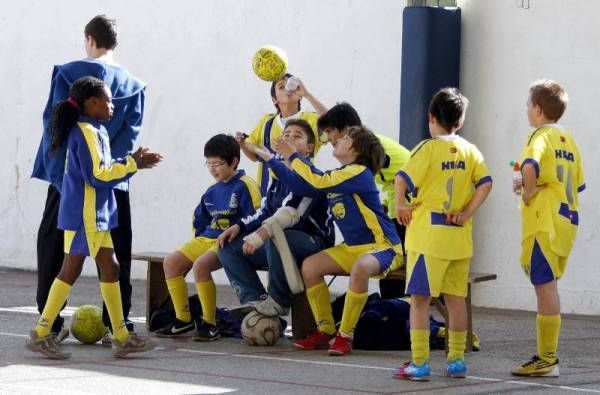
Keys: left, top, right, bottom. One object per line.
{"left": 339, "top": 255, "right": 381, "bottom": 338}
{"left": 34, "top": 255, "right": 85, "bottom": 337}
{"left": 534, "top": 280, "right": 561, "bottom": 362}
{"left": 444, "top": 294, "right": 467, "bottom": 363}
{"left": 410, "top": 294, "right": 431, "bottom": 365}
{"left": 193, "top": 251, "right": 221, "bottom": 325}
{"left": 163, "top": 251, "right": 194, "bottom": 322}
{"left": 95, "top": 248, "right": 129, "bottom": 342}
{"left": 301, "top": 252, "right": 345, "bottom": 335}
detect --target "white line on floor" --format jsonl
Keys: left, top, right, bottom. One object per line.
{"left": 2, "top": 320, "right": 599, "bottom": 393}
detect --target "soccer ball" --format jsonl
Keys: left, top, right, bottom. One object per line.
{"left": 70, "top": 305, "right": 107, "bottom": 344}
{"left": 241, "top": 310, "right": 282, "bottom": 346}
{"left": 252, "top": 45, "right": 288, "bottom": 81}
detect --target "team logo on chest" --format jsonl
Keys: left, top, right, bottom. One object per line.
{"left": 229, "top": 193, "right": 239, "bottom": 209}
{"left": 332, "top": 202, "right": 346, "bottom": 219}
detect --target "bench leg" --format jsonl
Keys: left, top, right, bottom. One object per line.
{"left": 146, "top": 261, "right": 172, "bottom": 330}
{"left": 466, "top": 283, "right": 473, "bottom": 353}
{"left": 291, "top": 291, "right": 316, "bottom": 340}
{"left": 432, "top": 298, "right": 449, "bottom": 354}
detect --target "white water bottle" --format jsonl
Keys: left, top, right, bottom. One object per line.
{"left": 511, "top": 161, "right": 522, "bottom": 208}
{"left": 285, "top": 76, "right": 300, "bottom": 92}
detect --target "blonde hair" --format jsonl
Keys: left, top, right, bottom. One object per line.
{"left": 529, "top": 79, "right": 568, "bottom": 122}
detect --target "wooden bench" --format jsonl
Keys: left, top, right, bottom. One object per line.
{"left": 132, "top": 252, "right": 496, "bottom": 352}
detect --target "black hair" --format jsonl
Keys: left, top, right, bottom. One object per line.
{"left": 348, "top": 126, "right": 385, "bottom": 174}
{"left": 50, "top": 76, "right": 106, "bottom": 152}
{"left": 204, "top": 134, "right": 241, "bottom": 168}
{"left": 428, "top": 87, "right": 469, "bottom": 132}
{"left": 284, "top": 119, "right": 315, "bottom": 146}
{"left": 84, "top": 15, "right": 118, "bottom": 50}
{"left": 270, "top": 73, "right": 301, "bottom": 114}
{"left": 317, "top": 102, "right": 362, "bottom": 132}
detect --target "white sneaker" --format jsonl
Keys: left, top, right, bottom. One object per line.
{"left": 52, "top": 328, "right": 70, "bottom": 344}
{"left": 256, "top": 296, "right": 290, "bottom": 317}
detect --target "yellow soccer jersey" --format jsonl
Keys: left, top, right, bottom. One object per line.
{"left": 398, "top": 135, "right": 492, "bottom": 260}
{"left": 519, "top": 125, "right": 585, "bottom": 257}
{"left": 248, "top": 112, "right": 321, "bottom": 192}
{"left": 375, "top": 133, "right": 410, "bottom": 219}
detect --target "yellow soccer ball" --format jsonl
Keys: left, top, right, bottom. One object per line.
{"left": 252, "top": 45, "right": 288, "bottom": 82}
{"left": 70, "top": 304, "right": 107, "bottom": 344}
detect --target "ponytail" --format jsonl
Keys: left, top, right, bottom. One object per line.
{"left": 49, "top": 76, "right": 106, "bottom": 152}
{"left": 50, "top": 98, "right": 81, "bottom": 152}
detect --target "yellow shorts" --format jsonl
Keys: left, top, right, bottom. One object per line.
{"left": 520, "top": 232, "right": 568, "bottom": 285}
{"left": 405, "top": 252, "right": 470, "bottom": 297}
{"left": 323, "top": 242, "right": 404, "bottom": 277}
{"left": 178, "top": 237, "right": 218, "bottom": 263}
{"left": 64, "top": 229, "right": 113, "bottom": 258}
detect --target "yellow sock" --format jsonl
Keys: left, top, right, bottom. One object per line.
{"left": 537, "top": 314, "right": 561, "bottom": 363}
{"left": 339, "top": 289, "right": 368, "bottom": 338}
{"left": 166, "top": 276, "right": 191, "bottom": 322}
{"left": 410, "top": 329, "right": 430, "bottom": 365}
{"left": 35, "top": 279, "right": 72, "bottom": 337}
{"left": 448, "top": 330, "right": 466, "bottom": 361}
{"left": 99, "top": 281, "right": 129, "bottom": 343}
{"left": 306, "top": 282, "right": 335, "bottom": 335}
{"left": 196, "top": 280, "right": 217, "bottom": 325}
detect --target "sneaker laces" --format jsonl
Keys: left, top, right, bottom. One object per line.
{"left": 522, "top": 355, "right": 541, "bottom": 367}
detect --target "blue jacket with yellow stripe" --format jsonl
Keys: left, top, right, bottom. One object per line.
{"left": 268, "top": 153, "right": 399, "bottom": 246}
{"left": 58, "top": 117, "right": 137, "bottom": 232}
{"left": 32, "top": 59, "right": 145, "bottom": 192}
{"left": 237, "top": 167, "right": 335, "bottom": 248}
{"left": 192, "top": 170, "right": 262, "bottom": 239}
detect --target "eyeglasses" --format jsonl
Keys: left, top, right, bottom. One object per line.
{"left": 204, "top": 161, "right": 227, "bottom": 169}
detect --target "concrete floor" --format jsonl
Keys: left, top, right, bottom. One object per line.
{"left": 1, "top": 266, "right": 599, "bottom": 394}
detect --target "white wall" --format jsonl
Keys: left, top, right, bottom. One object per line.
{"left": 1, "top": 0, "right": 598, "bottom": 314}
{"left": 458, "top": 0, "right": 600, "bottom": 314}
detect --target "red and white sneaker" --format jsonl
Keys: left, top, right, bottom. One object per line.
{"left": 293, "top": 330, "right": 334, "bottom": 350}
{"left": 328, "top": 333, "right": 352, "bottom": 356}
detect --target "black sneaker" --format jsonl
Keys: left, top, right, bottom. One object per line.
{"left": 193, "top": 321, "right": 220, "bottom": 342}
{"left": 154, "top": 318, "right": 196, "bottom": 337}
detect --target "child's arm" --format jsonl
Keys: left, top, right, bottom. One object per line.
{"left": 192, "top": 196, "right": 212, "bottom": 236}
{"left": 76, "top": 130, "right": 138, "bottom": 188}
{"left": 394, "top": 175, "right": 414, "bottom": 225}
{"left": 236, "top": 132, "right": 259, "bottom": 162}
{"left": 521, "top": 162, "right": 544, "bottom": 205}
{"left": 253, "top": 144, "right": 323, "bottom": 197}
{"left": 296, "top": 79, "right": 327, "bottom": 116}
{"left": 447, "top": 181, "right": 492, "bottom": 225}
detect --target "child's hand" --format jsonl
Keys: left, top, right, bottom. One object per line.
{"left": 234, "top": 132, "right": 248, "bottom": 144}
{"left": 295, "top": 78, "right": 307, "bottom": 98}
{"left": 446, "top": 211, "right": 470, "bottom": 226}
{"left": 273, "top": 137, "right": 297, "bottom": 160}
{"left": 217, "top": 224, "right": 240, "bottom": 248}
{"left": 396, "top": 204, "right": 414, "bottom": 226}
{"left": 254, "top": 145, "right": 274, "bottom": 162}
{"left": 132, "top": 147, "right": 163, "bottom": 169}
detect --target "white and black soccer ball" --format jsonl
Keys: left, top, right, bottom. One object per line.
{"left": 241, "top": 310, "right": 282, "bottom": 346}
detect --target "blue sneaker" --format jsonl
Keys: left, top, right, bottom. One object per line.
{"left": 443, "top": 358, "right": 467, "bottom": 378}
{"left": 393, "top": 361, "right": 431, "bottom": 381}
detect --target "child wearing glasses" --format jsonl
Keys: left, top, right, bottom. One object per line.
{"left": 154, "top": 134, "right": 261, "bottom": 340}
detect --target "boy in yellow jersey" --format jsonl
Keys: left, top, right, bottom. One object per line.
{"left": 316, "top": 102, "right": 411, "bottom": 297}
{"left": 394, "top": 88, "right": 492, "bottom": 381}
{"left": 155, "top": 134, "right": 261, "bottom": 340}
{"left": 511, "top": 80, "right": 585, "bottom": 377}
{"left": 236, "top": 74, "right": 327, "bottom": 195}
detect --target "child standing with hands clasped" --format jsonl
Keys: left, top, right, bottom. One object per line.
{"left": 511, "top": 80, "right": 584, "bottom": 377}
{"left": 394, "top": 88, "right": 492, "bottom": 381}
{"left": 26, "top": 76, "right": 162, "bottom": 359}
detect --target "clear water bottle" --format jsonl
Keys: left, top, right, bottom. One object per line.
{"left": 511, "top": 161, "right": 522, "bottom": 208}
{"left": 285, "top": 76, "right": 300, "bottom": 92}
